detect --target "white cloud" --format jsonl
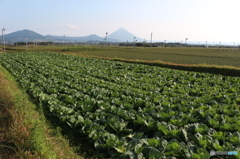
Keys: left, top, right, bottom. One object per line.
{"left": 66, "top": 24, "right": 78, "bottom": 29}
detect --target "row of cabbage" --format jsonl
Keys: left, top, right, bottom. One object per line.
{"left": 0, "top": 52, "right": 239, "bottom": 159}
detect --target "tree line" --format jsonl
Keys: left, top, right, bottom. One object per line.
{"left": 14, "top": 42, "right": 54, "bottom": 45}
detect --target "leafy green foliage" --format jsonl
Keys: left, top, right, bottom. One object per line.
{"left": 0, "top": 52, "right": 240, "bottom": 158}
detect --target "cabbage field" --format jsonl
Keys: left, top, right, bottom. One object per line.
{"left": 0, "top": 52, "right": 239, "bottom": 158}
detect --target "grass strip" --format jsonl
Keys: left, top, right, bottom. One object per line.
{"left": 0, "top": 65, "right": 83, "bottom": 159}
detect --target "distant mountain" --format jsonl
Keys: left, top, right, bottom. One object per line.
{"left": 1, "top": 29, "right": 45, "bottom": 42}
{"left": 108, "top": 28, "right": 144, "bottom": 42}
{"left": 0, "top": 30, "right": 110, "bottom": 42}
{"left": 45, "top": 34, "right": 119, "bottom": 42}
{"left": 0, "top": 28, "right": 143, "bottom": 43}
{"left": 45, "top": 34, "right": 104, "bottom": 42}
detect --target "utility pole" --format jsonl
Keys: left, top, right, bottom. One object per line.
{"left": 2, "top": 28, "right": 6, "bottom": 53}
{"left": 150, "top": 33, "right": 152, "bottom": 47}
{"left": 64, "top": 35, "right": 66, "bottom": 50}
{"left": 106, "top": 32, "right": 108, "bottom": 50}
{"left": 185, "top": 38, "right": 188, "bottom": 46}
{"left": 104, "top": 38, "right": 106, "bottom": 49}
{"left": 133, "top": 37, "right": 136, "bottom": 48}
{"left": 25, "top": 39, "right": 28, "bottom": 51}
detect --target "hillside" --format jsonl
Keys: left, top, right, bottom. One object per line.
{"left": 108, "top": 28, "right": 144, "bottom": 42}
{"left": 1, "top": 29, "right": 45, "bottom": 42}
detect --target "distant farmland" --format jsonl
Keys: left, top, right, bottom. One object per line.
{"left": 66, "top": 47, "right": 240, "bottom": 68}
{"left": 10, "top": 45, "right": 240, "bottom": 68}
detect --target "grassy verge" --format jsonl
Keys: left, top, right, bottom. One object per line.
{"left": 0, "top": 68, "right": 39, "bottom": 158}
{"left": 0, "top": 74, "right": 27, "bottom": 158}
{"left": 0, "top": 65, "right": 83, "bottom": 159}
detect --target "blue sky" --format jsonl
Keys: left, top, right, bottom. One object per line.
{"left": 1, "top": 0, "right": 240, "bottom": 44}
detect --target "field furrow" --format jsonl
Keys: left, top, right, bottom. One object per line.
{"left": 0, "top": 52, "right": 239, "bottom": 158}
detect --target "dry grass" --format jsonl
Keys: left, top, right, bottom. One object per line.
{"left": 0, "top": 67, "right": 83, "bottom": 159}
{"left": 0, "top": 73, "right": 41, "bottom": 158}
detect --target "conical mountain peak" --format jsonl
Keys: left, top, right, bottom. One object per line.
{"left": 108, "top": 28, "right": 143, "bottom": 42}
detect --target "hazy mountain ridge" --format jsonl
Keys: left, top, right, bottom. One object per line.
{"left": 0, "top": 28, "right": 143, "bottom": 43}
